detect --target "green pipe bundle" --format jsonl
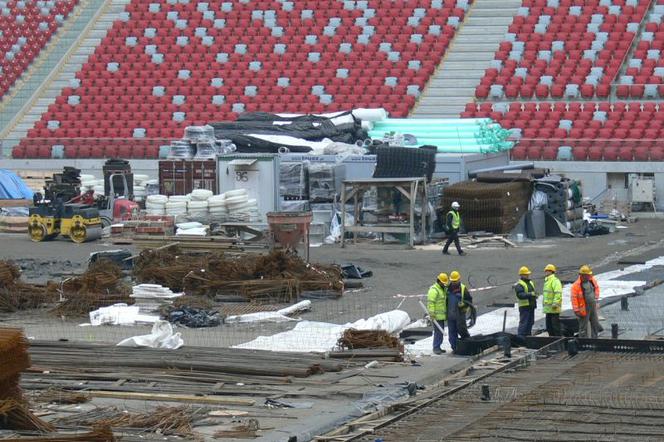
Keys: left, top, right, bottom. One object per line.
{"left": 369, "top": 118, "right": 515, "bottom": 153}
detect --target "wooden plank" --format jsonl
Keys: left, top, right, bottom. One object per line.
{"left": 85, "top": 390, "right": 256, "bottom": 406}
{"left": 0, "top": 199, "right": 31, "bottom": 207}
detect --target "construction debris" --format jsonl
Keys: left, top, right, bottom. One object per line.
{"left": 0, "top": 261, "right": 53, "bottom": 312}
{"left": 53, "top": 405, "right": 207, "bottom": 438}
{"left": 0, "top": 328, "right": 31, "bottom": 401}
{"left": 29, "top": 389, "right": 89, "bottom": 405}
{"left": 337, "top": 329, "right": 404, "bottom": 353}
{"left": 0, "top": 426, "right": 115, "bottom": 441}
{"left": 49, "top": 260, "right": 130, "bottom": 317}
{"left": 0, "top": 399, "right": 55, "bottom": 432}
{"left": 213, "top": 418, "right": 260, "bottom": 439}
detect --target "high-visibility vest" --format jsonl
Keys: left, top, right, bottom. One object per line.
{"left": 449, "top": 283, "right": 469, "bottom": 309}
{"left": 542, "top": 274, "right": 563, "bottom": 314}
{"left": 427, "top": 283, "right": 447, "bottom": 320}
{"left": 570, "top": 276, "right": 600, "bottom": 317}
{"left": 515, "top": 279, "right": 536, "bottom": 308}
{"left": 448, "top": 210, "right": 461, "bottom": 229}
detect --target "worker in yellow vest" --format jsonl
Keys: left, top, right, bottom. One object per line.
{"left": 542, "top": 264, "right": 563, "bottom": 336}
{"left": 427, "top": 273, "right": 449, "bottom": 354}
{"left": 514, "top": 266, "right": 537, "bottom": 337}
{"left": 443, "top": 202, "right": 466, "bottom": 256}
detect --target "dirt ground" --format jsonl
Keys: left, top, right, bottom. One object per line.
{"left": 1, "top": 219, "right": 664, "bottom": 336}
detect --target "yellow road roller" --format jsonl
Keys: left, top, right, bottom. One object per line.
{"left": 28, "top": 203, "right": 102, "bottom": 243}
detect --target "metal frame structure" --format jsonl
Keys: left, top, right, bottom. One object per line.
{"left": 340, "top": 177, "right": 428, "bottom": 248}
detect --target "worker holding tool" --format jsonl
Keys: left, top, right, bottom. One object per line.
{"left": 447, "top": 270, "right": 472, "bottom": 353}
{"left": 443, "top": 202, "right": 466, "bottom": 256}
{"left": 514, "top": 266, "right": 538, "bottom": 337}
{"left": 427, "top": 273, "right": 449, "bottom": 354}
{"left": 571, "top": 265, "right": 602, "bottom": 338}
{"left": 542, "top": 264, "right": 563, "bottom": 336}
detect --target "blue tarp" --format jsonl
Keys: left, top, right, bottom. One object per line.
{"left": 0, "top": 169, "right": 34, "bottom": 200}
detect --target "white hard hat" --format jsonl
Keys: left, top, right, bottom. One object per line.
{"left": 451, "top": 201, "right": 460, "bottom": 209}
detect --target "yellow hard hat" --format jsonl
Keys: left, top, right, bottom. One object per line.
{"left": 519, "top": 266, "right": 532, "bottom": 276}
{"left": 450, "top": 271, "right": 461, "bottom": 282}
{"left": 437, "top": 273, "right": 449, "bottom": 285}
{"left": 544, "top": 264, "right": 557, "bottom": 273}
{"left": 579, "top": 265, "right": 593, "bottom": 275}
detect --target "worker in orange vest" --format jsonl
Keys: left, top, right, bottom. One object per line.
{"left": 571, "top": 265, "right": 601, "bottom": 338}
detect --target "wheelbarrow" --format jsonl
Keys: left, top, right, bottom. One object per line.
{"left": 266, "top": 211, "right": 313, "bottom": 262}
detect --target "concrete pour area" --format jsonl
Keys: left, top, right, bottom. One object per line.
{"left": 1, "top": 218, "right": 664, "bottom": 441}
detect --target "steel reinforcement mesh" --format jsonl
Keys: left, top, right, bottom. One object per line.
{"left": 440, "top": 181, "right": 532, "bottom": 233}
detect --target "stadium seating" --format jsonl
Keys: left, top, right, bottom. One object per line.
{"left": 463, "top": 101, "right": 664, "bottom": 161}
{"left": 619, "top": 2, "right": 664, "bottom": 99}
{"left": 475, "top": 0, "right": 650, "bottom": 101}
{"left": 19, "top": 0, "right": 471, "bottom": 158}
{"left": 0, "top": 0, "right": 78, "bottom": 97}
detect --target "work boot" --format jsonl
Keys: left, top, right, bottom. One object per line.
{"left": 442, "top": 251, "right": 450, "bottom": 255}
{"left": 433, "top": 348, "right": 445, "bottom": 355}
{"left": 459, "top": 251, "right": 467, "bottom": 256}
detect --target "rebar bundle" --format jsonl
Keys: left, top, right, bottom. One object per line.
{"left": 0, "top": 426, "right": 115, "bottom": 441}
{"left": 48, "top": 261, "right": 130, "bottom": 317}
{"left": 0, "top": 261, "right": 53, "bottom": 312}
{"left": 440, "top": 181, "right": 532, "bottom": 233}
{"left": 337, "top": 329, "right": 404, "bottom": 353}
{"left": 0, "top": 400, "right": 55, "bottom": 432}
{"left": 0, "top": 328, "right": 30, "bottom": 401}
{"left": 133, "top": 248, "right": 342, "bottom": 302}
{"left": 54, "top": 406, "right": 206, "bottom": 437}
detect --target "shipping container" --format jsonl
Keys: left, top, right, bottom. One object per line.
{"left": 158, "top": 160, "right": 217, "bottom": 196}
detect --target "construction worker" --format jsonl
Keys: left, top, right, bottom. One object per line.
{"left": 514, "top": 266, "right": 537, "bottom": 337}
{"left": 427, "top": 273, "right": 448, "bottom": 354}
{"left": 442, "top": 201, "right": 466, "bottom": 256}
{"left": 447, "top": 270, "right": 472, "bottom": 352}
{"left": 542, "top": 264, "right": 563, "bottom": 336}
{"left": 571, "top": 265, "right": 601, "bottom": 338}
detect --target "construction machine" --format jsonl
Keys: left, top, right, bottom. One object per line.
{"left": 28, "top": 201, "right": 102, "bottom": 243}
{"left": 28, "top": 171, "right": 139, "bottom": 243}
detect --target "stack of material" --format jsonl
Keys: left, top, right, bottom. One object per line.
{"left": 49, "top": 261, "right": 131, "bottom": 317}
{"left": 224, "top": 189, "right": 259, "bottom": 222}
{"left": 133, "top": 247, "right": 342, "bottom": 303}
{"left": 27, "top": 341, "right": 347, "bottom": 379}
{"left": 337, "top": 329, "right": 404, "bottom": 353}
{"left": 166, "top": 195, "right": 189, "bottom": 216}
{"left": 535, "top": 177, "right": 584, "bottom": 231}
{"left": 440, "top": 181, "right": 531, "bottom": 233}
{"left": 184, "top": 250, "right": 343, "bottom": 303}
{"left": 0, "top": 328, "right": 56, "bottom": 433}
{"left": 145, "top": 194, "right": 168, "bottom": 215}
{"left": 0, "top": 261, "right": 53, "bottom": 312}
{"left": 130, "top": 284, "right": 183, "bottom": 313}
{"left": 308, "top": 163, "right": 341, "bottom": 203}
{"left": 368, "top": 118, "right": 515, "bottom": 153}
{"left": 0, "top": 328, "right": 30, "bottom": 401}
{"left": 280, "top": 162, "right": 308, "bottom": 200}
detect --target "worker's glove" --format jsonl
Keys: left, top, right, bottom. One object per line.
{"left": 424, "top": 313, "right": 432, "bottom": 326}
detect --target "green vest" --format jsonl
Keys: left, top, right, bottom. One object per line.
{"left": 515, "top": 279, "right": 536, "bottom": 308}
{"left": 448, "top": 210, "right": 461, "bottom": 229}
{"left": 542, "top": 274, "right": 563, "bottom": 314}
{"left": 427, "top": 283, "right": 447, "bottom": 320}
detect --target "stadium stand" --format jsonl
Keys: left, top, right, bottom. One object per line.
{"left": 16, "top": 0, "right": 471, "bottom": 158}
{"left": 474, "top": 0, "right": 650, "bottom": 100}
{"left": 463, "top": 101, "right": 664, "bottom": 161}
{"left": 0, "top": 0, "right": 78, "bottom": 97}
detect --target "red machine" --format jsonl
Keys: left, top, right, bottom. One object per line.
{"left": 70, "top": 174, "right": 139, "bottom": 226}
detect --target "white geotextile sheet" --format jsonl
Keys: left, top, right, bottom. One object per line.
{"left": 234, "top": 310, "right": 410, "bottom": 352}
{"left": 406, "top": 257, "right": 661, "bottom": 357}
{"left": 225, "top": 300, "right": 312, "bottom": 324}
{"left": 117, "top": 320, "right": 183, "bottom": 349}
{"left": 87, "top": 303, "right": 160, "bottom": 326}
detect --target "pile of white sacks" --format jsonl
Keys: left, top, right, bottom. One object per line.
{"left": 145, "top": 189, "right": 258, "bottom": 221}
{"left": 79, "top": 174, "right": 156, "bottom": 202}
